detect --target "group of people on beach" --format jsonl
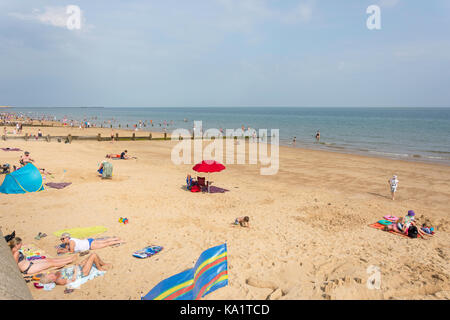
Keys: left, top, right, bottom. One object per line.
{"left": 1, "top": 151, "right": 35, "bottom": 174}
{"left": 291, "top": 130, "right": 320, "bottom": 146}
{"left": 5, "top": 231, "right": 120, "bottom": 288}
{"left": 383, "top": 210, "right": 435, "bottom": 239}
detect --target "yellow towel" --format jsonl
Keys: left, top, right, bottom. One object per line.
{"left": 53, "top": 226, "right": 107, "bottom": 239}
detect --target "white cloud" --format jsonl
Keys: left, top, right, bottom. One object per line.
{"left": 8, "top": 6, "right": 90, "bottom": 31}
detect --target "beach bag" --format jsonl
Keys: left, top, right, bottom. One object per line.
{"left": 407, "top": 226, "right": 418, "bottom": 238}
{"left": 102, "top": 162, "right": 113, "bottom": 179}
{"left": 191, "top": 185, "right": 200, "bottom": 193}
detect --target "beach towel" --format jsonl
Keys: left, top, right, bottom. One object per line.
{"left": 133, "top": 245, "right": 163, "bottom": 259}
{"left": 53, "top": 226, "right": 107, "bottom": 239}
{"left": 65, "top": 265, "right": 106, "bottom": 289}
{"left": 369, "top": 222, "right": 422, "bottom": 239}
{"left": 208, "top": 186, "right": 229, "bottom": 194}
{"left": 39, "top": 265, "right": 106, "bottom": 290}
{"left": 20, "top": 244, "right": 47, "bottom": 261}
{"left": 45, "top": 182, "right": 72, "bottom": 189}
{"left": 1, "top": 148, "right": 21, "bottom": 151}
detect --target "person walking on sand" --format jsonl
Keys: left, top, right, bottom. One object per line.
{"left": 111, "top": 130, "right": 115, "bottom": 143}
{"left": 388, "top": 175, "right": 399, "bottom": 200}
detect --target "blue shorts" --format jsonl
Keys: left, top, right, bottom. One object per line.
{"left": 87, "top": 238, "right": 94, "bottom": 249}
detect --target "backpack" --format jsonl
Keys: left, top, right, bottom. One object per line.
{"left": 407, "top": 226, "right": 418, "bottom": 238}
{"left": 102, "top": 162, "right": 113, "bottom": 179}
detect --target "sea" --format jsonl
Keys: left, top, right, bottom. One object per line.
{"left": 6, "top": 107, "right": 450, "bottom": 165}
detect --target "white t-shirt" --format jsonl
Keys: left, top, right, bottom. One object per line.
{"left": 70, "top": 238, "right": 90, "bottom": 252}
{"left": 390, "top": 178, "right": 399, "bottom": 189}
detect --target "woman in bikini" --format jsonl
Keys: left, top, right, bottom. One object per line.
{"left": 39, "top": 252, "right": 112, "bottom": 286}
{"left": 9, "top": 237, "right": 76, "bottom": 275}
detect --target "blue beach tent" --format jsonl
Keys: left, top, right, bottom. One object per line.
{"left": 0, "top": 163, "right": 44, "bottom": 194}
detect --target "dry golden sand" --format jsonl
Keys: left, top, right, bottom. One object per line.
{"left": 0, "top": 126, "right": 449, "bottom": 300}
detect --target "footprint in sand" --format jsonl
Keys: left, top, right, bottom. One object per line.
{"left": 245, "top": 277, "right": 285, "bottom": 300}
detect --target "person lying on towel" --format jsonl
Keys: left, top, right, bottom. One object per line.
{"left": 8, "top": 236, "right": 76, "bottom": 275}
{"left": 39, "top": 253, "right": 111, "bottom": 286}
{"left": 104, "top": 151, "right": 136, "bottom": 160}
{"left": 57, "top": 233, "right": 123, "bottom": 254}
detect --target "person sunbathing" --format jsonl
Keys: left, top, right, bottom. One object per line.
{"left": 104, "top": 151, "right": 136, "bottom": 160}
{"left": 19, "top": 151, "right": 34, "bottom": 167}
{"left": 8, "top": 237, "right": 76, "bottom": 275}
{"left": 39, "top": 252, "right": 111, "bottom": 286}
{"left": 234, "top": 216, "right": 250, "bottom": 227}
{"left": 419, "top": 222, "right": 435, "bottom": 238}
{"left": 57, "top": 233, "right": 123, "bottom": 254}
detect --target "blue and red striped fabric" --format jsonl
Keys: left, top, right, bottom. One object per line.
{"left": 142, "top": 243, "right": 228, "bottom": 300}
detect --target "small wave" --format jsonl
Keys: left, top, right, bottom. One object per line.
{"left": 426, "top": 150, "right": 450, "bottom": 155}
{"left": 327, "top": 145, "right": 346, "bottom": 149}
{"left": 369, "top": 151, "right": 409, "bottom": 157}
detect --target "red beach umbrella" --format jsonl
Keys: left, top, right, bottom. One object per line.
{"left": 192, "top": 160, "right": 226, "bottom": 173}
{"left": 192, "top": 160, "right": 226, "bottom": 193}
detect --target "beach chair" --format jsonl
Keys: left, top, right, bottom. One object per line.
{"left": 197, "top": 177, "right": 208, "bottom": 192}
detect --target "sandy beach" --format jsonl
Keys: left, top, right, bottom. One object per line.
{"left": 1, "top": 126, "right": 449, "bottom": 300}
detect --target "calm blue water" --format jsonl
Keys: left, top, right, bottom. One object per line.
{"left": 8, "top": 107, "right": 450, "bottom": 164}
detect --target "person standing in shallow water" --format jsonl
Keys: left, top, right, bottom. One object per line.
{"left": 315, "top": 130, "right": 320, "bottom": 142}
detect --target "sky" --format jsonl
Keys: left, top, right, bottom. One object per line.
{"left": 0, "top": 0, "right": 449, "bottom": 108}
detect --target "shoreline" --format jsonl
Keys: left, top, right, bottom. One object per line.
{"left": 2, "top": 123, "right": 449, "bottom": 167}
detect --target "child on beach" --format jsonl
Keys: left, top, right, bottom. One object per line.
{"left": 388, "top": 175, "right": 399, "bottom": 200}
{"left": 234, "top": 216, "right": 250, "bottom": 228}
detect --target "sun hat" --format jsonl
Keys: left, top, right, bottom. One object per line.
{"left": 61, "top": 233, "right": 71, "bottom": 238}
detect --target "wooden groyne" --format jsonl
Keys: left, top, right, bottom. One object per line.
{"left": 1, "top": 132, "right": 170, "bottom": 142}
